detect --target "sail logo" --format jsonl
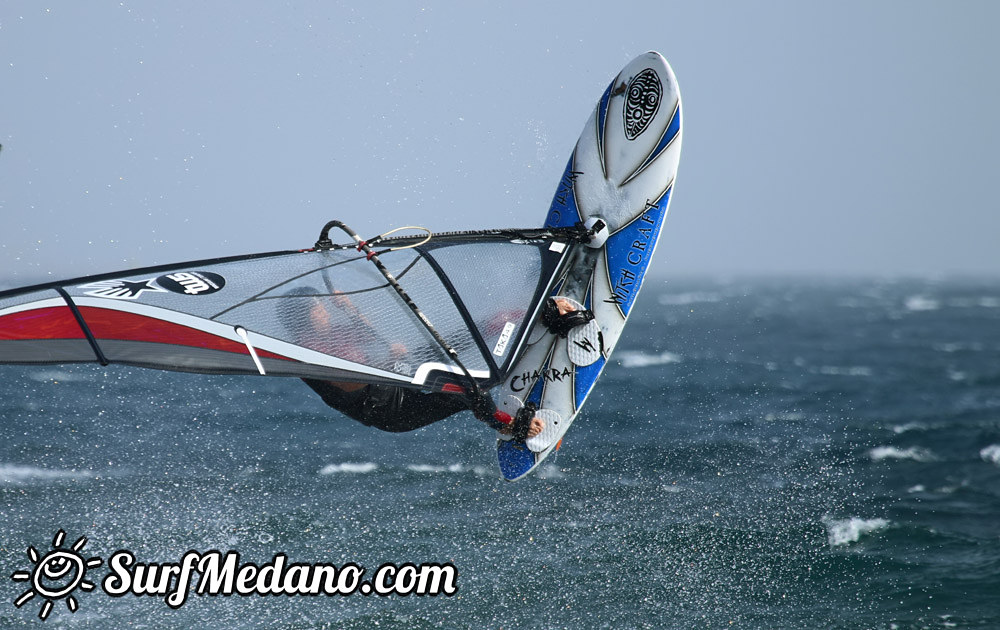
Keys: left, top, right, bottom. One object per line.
{"left": 79, "top": 271, "right": 224, "bottom": 300}
{"left": 80, "top": 278, "right": 167, "bottom": 300}
{"left": 155, "top": 271, "right": 225, "bottom": 296}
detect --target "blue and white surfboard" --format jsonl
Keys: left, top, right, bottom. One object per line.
{"left": 497, "top": 51, "right": 683, "bottom": 480}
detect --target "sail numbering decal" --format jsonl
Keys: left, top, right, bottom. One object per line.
{"left": 155, "top": 271, "right": 226, "bottom": 296}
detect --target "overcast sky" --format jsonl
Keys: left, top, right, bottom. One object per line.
{"left": 2, "top": 1, "right": 998, "bottom": 285}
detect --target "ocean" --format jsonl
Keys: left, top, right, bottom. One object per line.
{"left": 2, "top": 277, "right": 999, "bottom": 629}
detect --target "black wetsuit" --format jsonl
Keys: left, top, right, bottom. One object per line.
{"left": 303, "top": 379, "right": 470, "bottom": 432}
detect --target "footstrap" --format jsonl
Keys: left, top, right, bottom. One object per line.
{"left": 511, "top": 402, "right": 538, "bottom": 441}
{"left": 541, "top": 298, "right": 595, "bottom": 338}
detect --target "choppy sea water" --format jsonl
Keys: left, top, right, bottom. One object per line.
{"left": 2, "top": 277, "right": 999, "bottom": 629}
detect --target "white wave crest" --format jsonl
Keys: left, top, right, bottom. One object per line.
{"left": 0, "top": 464, "right": 94, "bottom": 484}
{"left": 319, "top": 462, "right": 377, "bottom": 475}
{"left": 763, "top": 412, "right": 806, "bottom": 422}
{"left": 904, "top": 295, "right": 940, "bottom": 311}
{"left": 979, "top": 445, "right": 1000, "bottom": 466}
{"left": 406, "top": 463, "right": 465, "bottom": 474}
{"left": 868, "top": 446, "right": 937, "bottom": 462}
{"left": 535, "top": 464, "right": 564, "bottom": 480}
{"left": 616, "top": 350, "right": 682, "bottom": 369}
{"left": 27, "top": 369, "right": 91, "bottom": 383}
{"left": 658, "top": 292, "right": 722, "bottom": 306}
{"left": 933, "top": 341, "right": 984, "bottom": 353}
{"left": 824, "top": 517, "right": 890, "bottom": 547}
{"left": 947, "top": 369, "right": 967, "bottom": 382}
{"left": 815, "top": 365, "right": 873, "bottom": 377}
{"left": 947, "top": 297, "right": 1000, "bottom": 308}
{"left": 891, "top": 422, "right": 930, "bottom": 434}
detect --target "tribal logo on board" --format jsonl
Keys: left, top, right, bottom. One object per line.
{"left": 623, "top": 68, "right": 661, "bottom": 140}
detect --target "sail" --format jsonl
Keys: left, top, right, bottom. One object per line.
{"left": 0, "top": 230, "right": 574, "bottom": 392}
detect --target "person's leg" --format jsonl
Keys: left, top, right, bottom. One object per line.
{"left": 302, "top": 379, "right": 468, "bottom": 432}
{"left": 358, "top": 386, "right": 469, "bottom": 432}
{"left": 302, "top": 379, "right": 368, "bottom": 419}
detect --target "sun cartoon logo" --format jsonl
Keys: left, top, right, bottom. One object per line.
{"left": 10, "top": 530, "right": 103, "bottom": 621}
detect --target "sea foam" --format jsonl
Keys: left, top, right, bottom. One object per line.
{"left": 891, "top": 422, "right": 928, "bottom": 434}
{"left": 616, "top": 350, "right": 681, "bottom": 369}
{"left": 0, "top": 464, "right": 93, "bottom": 484}
{"left": 318, "top": 462, "right": 377, "bottom": 475}
{"left": 824, "top": 517, "right": 890, "bottom": 547}
{"left": 868, "top": 446, "right": 937, "bottom": 462}
{"left": 657, "top": 291, "right": 722, "bottom": 306}
{"left": 904, "top": 295, "right": 940, "bottom": 311}
{"left": 406, "top": 463, "right": 465, "bottom": 474}
{"left": 946, "top": 296, "right": 1000, "bottom": 308}
{"left": 979, "top": 445, "right": 1000, "bottom": 466}
{"left": 27, "top": 369, "right": 91, "bottom": 383}
{"left": 814, "top": 365, "right": 873, "bottom": 377}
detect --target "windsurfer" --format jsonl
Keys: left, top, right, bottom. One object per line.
{"left": 280, "top": 286, "right": 551, "bottom": 437}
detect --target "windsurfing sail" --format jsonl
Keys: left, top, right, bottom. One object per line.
{"left": 0, "top": 224, "right": 579, "bottom": 393}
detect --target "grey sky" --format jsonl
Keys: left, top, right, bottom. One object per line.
{"left": 2, "top": 1, "right": 998, "bottom": 285}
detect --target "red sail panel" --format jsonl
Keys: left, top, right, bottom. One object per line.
{"left": 0, "top": 305, "right": 292, "bottom": 362}
{"left": 0, "top": 306, "right": 85, "bottom": 340}
{"left": 76, "top": 307, "right": 292, "bottom": 361}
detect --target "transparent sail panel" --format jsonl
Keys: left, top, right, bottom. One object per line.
{"left": 221, "top": 249, "right": 481, "bottom": 377}
{"left": 423, "top": 241, "right": 544, "bottom": 363}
